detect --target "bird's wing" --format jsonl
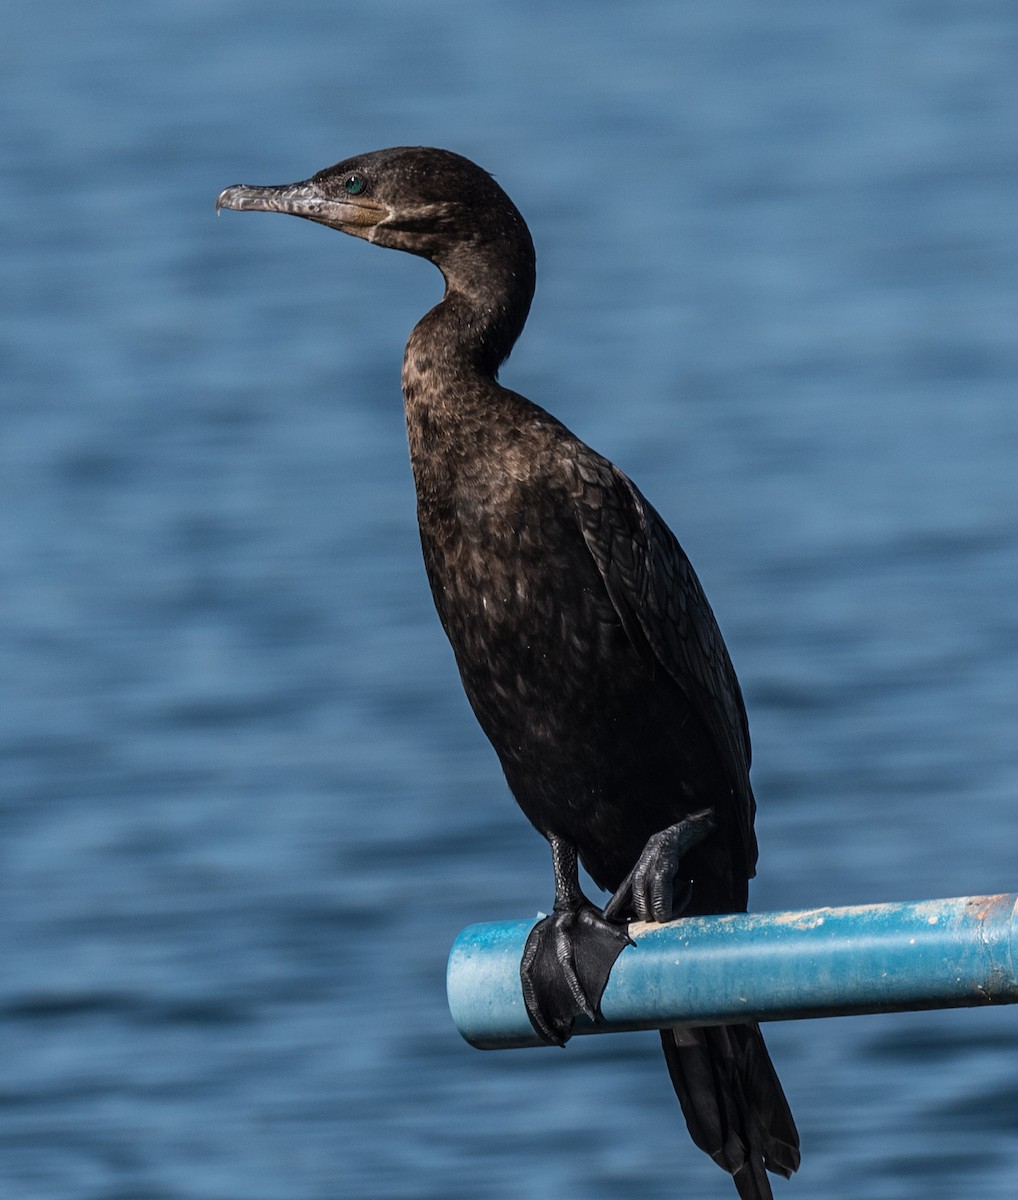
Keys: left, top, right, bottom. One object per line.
{"left": 570, "top": 452, "right": 757, "bottom": 872}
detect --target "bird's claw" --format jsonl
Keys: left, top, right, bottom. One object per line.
{"left": 603, "top": 808, "right": 716, "bottom": 923}
{"left": 520, "top": 904, "right": 633, "bottom": 1046}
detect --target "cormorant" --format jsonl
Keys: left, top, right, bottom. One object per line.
{"left": 218, "top": 147, "right": 799, "bottom": 1199}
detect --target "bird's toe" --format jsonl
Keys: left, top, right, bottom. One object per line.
{"left": 520, "top": 904, "right": 632, "bottom": 1045}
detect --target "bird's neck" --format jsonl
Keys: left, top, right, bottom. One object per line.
{"left": 409, "top": 228, "right": 534, "bottom": 370}
{"left": 402, "top": 262, "right": 530, "bottom": 406}
{"left": 402, "top": 294, "right": 498, "bottom": 479}
{"left": 401, "top": 279, "right": 534, "bottom": 509}
{"left": 400, "top": 228, "right": 536, "bottom": 493}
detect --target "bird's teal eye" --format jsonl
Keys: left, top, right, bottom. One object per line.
{"left": 343, "top": 174, "right": 366, "bottom": 196}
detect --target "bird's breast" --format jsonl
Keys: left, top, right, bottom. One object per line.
{"left": 417, "top": 474, "right": 630, "bottom": 713}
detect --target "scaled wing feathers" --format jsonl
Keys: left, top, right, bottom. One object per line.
{"left": 571, "top": 454, "right": 757, "bottom": 873}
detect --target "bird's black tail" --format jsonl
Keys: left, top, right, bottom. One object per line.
{"left": 660, "top": 1023, "right": 799, "bottom": 1200}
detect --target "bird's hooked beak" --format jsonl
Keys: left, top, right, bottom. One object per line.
{"left": 215, "top": 179, "right": 388, "bottom": 232}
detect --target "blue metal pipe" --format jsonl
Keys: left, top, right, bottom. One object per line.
{"left": 447, "top": 893, "right": 1018, "bottom": 1049}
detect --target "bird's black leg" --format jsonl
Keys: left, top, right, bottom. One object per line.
{"left": 603, "top": 807, "right": 717, "bottom": 923}
{"left": 520, "top": 835, "right": 633, "bottom": 1046}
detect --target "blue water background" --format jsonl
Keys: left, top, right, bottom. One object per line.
{"left": 3, "top": 2, "right": 1018, "bottom": 1197}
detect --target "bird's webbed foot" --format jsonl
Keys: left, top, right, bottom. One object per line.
{"left": 520, "top": 834, "right": 632, "bottom": 1046}
{"left": 603, "top": 807, "right": 717, "bottom": 923}
{"left": 520, "top": 901, "right": 633, "bottom": 1046}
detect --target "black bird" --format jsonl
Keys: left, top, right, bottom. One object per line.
{"left": 218, "top": 147, "right": 799, "bottom": 1199}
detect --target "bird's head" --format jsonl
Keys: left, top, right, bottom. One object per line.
{"left": 217, "top": 146, "right": 534, "bottom": 278}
